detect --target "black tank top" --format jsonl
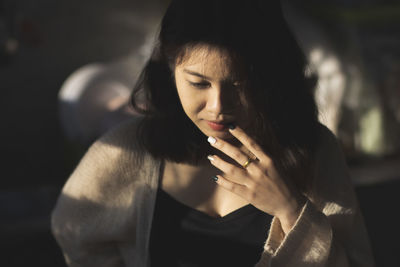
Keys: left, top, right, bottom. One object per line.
{"left": 149, "top": 188, "right": 273, "bottom": 267}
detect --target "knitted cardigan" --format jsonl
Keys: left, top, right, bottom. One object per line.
{"left": 51, "top": 119, "right": 375, "bottom": 267}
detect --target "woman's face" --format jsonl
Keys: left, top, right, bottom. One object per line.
{"left": 174, "top": 45, "right": 253, "bottom": 140}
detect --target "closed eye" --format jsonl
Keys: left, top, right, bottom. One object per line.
{"left": 188, "top": 81, "right": 211, "bottom": 89}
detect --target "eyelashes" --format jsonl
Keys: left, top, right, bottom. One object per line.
{"left": 188, "top": 81, "right": 211, "bottom": 89}
{"left": 187, "top": 80, "right": 243, "bottom": 90}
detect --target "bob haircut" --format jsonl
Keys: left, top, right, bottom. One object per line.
{"left": 131, "top": 0, "right": 320, "bottom": 194}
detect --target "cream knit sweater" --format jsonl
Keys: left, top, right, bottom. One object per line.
{"left": 51, "top": 119, "right": 375, "bottom": 266}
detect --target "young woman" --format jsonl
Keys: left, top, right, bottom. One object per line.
{"left": 51, "top": 0, "right": 375, "bottom": 266}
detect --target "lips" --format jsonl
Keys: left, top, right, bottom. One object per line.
{"left": 206, "top": 121, "right": 230, "bottom": 131}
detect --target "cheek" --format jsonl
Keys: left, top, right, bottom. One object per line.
{"left": 175, "top": 85, "right": 201, "bottom": 117}
{"left": 179, "top": 93, "right": 204, "bottom": 116}
{"left": 174, "top": 69, "right": 206, "bottom": 117}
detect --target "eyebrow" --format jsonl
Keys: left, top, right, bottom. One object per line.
{"left": 183, "top": 69, "right": 212, "bottom": 80}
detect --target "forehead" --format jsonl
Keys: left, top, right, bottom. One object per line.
{"left": 176, "top": 44, "right": 243, "bottom": 80}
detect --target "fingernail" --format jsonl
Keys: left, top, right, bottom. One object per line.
{"left": 228, "top": 123, "right": 236, "bottom": 130}
{"left": 207, "top": 136, "right": 216, "bottom": 144}
{"left": 212, "top": 175, "right": 218, "bottom": 182}
{"left": 207, "top": 155, "right": 214, "bottom": 161}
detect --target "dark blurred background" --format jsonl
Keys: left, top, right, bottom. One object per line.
{"left": 1, "top": 0, "right": 399, "bottom": 266}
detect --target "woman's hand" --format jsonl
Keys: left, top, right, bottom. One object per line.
{"left": 207, "top": 126, "right": 306, "bottom": 234}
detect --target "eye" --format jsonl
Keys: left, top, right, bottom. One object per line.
{"left": 227, "top": 81, "right": 243, "bottom": 93}
{"left": 233, "top": 81, "right": 241, "bottom": 87}
{"left": 188, "top": 81, "right": 211, "bottom": 89}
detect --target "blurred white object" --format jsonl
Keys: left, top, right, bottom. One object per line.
{"left": 282, "top": 0, "right": 346, "bottom": 135}
{"left": 58, "top": 0, "right": 164, "bottom": 145}
{"left": 310, "top": 48, "right": 346, "bottom": 134}
{"left": 58, "top": 63, "right": 134, "bottom": 144}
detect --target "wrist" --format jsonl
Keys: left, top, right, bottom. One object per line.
{"left": 277, "top": 195, "right": 306, "bottom": 234}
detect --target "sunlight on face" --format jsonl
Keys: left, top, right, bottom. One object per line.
{"left": 174, "top": 45, "right": 252, "bottom": 139}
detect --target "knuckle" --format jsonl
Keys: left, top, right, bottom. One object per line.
{"left": 233, "top": 151, "right": 242, "bottom": 159}
{"left": 217, "top": 141, "right": 224, "bottom": 149}
{"left": 226, "top": 165, "right": 236, "bottom": 175}
{"left": 246, "top": 179, "right": 257, "bottom": 189}
{"left": 263, "top": 157, "right": 273, "bottom": 167}
{"left": 227, "top": 183, "right": 235, "bottom": 191}
{"left": 251, "top": 174, "right": 262, "bottom": 184}
{"left": 248, "top": 191, "right": 258, "bottom": 202}
{"left": 254, "top": 144, "right": 263, "bottom": 152}
{"left": 250, "top": 167, "right": 264, "bottom": 180}
{"left": 251, "top": 164, "right": 263, "bottom": 176}
{"left": 248, "top": 140, "right": 256, "bottom": 148}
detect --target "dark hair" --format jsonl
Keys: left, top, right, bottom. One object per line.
{"left": 131, "top": 0, "right": 319, "bottom": 194}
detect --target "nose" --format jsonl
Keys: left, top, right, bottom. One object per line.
{"left": 206, "top": 86, "right": 236, "bottom": 115}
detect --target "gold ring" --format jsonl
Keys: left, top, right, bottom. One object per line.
{"left": 242, "top": 157, "right": 253, "bottom": 169}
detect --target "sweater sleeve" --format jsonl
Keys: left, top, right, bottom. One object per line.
{"left": 51, "top": 120, "right": 143, "bottom": 267}
{"left": 256, "top": 125, "right": 375, "bottom": 267}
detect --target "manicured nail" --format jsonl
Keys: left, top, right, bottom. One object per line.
{"left": 228, "top": 123, "right": 236, "bottom": 130}
{"left": 212, "top": 175, "right": 218, "bottom": 182}
{"left": 207, "top": 155, "right": 214, "bottom": 161}
{"left": 207, "top": 136, "right": 216, "bottom": 144}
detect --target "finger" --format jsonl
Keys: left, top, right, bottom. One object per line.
{"left": 228, "top": 126, "right": 269, "bottom": 163}
{"left": 207, "top": 136, "right": 258, "bottom": 170}
{"left": 207, "top": 155, "right": 249, "bottom": 185}
{"left": 212, "top": 174, "right": 248, "bottom": 198}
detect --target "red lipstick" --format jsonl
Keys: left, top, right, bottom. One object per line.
{"left": 206, "top": 121, "right": 227, "bottom": 131}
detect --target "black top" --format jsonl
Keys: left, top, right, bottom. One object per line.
{"left": 149, "top": 188, "right": 273, "bottom": 267}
